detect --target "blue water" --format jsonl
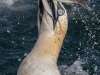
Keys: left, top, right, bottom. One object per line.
{"left": 0, "top": 0, "right": 100, "bottom": 75}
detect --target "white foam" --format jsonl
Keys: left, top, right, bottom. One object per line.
{"left": 0, "top": 0, "right": 18, "bottom": 6}
{"left": 59, "top": 59, "right": 89, "bottom": 75}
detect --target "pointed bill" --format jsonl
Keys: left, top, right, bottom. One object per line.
{"left": 42, "top": 0, "right": 53, "bottom": 18}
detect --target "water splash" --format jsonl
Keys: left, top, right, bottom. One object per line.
{"left": 0, "top": 0, "right": 19, "bottom": 6}
{"left": 59, "top": 59, "right": 89, "bottom": 75}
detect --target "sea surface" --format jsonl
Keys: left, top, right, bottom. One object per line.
{"left": 0, "top": 0, "right": 100, "bottom": 75}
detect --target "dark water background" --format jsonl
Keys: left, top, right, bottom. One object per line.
{"left": 0, "top": 0, "right": 100, "bottom": 75}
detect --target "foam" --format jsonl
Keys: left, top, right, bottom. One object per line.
{"left": 0, "top": 0, "right": 18, "bottom": 6}
{"left": 59, "top": 59, "right": 89, "bottom": 75}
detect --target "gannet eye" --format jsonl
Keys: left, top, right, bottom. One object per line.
{"left": 58, "top": 8, "right": 65, "bottom": 16}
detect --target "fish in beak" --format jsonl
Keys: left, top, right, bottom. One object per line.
{"left": 54, "top": 0, "right": 91, "bottom": 10}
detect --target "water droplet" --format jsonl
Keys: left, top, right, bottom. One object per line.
{"left": 23, "top": 37, "right": 25, "bottom": 40}
{"left": 7, "top": 30, "right": 10, "bottom": 33}
{"left": 18, "top": 58, "right": 21, "bottom": 61}
{"left": 79, "top": 42, "right": 81, "bottom": 46}
{"left": 12, "top": 41, "right": 14, "bottom": 43}
{"left": 85, "top": 26, "right": 89, "bottom": 30}
{"left": 75, "top": 21, "right": 78, "bottom": 23}
{"left": 94, "top": 66, "right": 98, "bottom": 71}
{"left": 24, "top": 53, "right": 27, "bottom": 56}
{"left": 18, "top": 22, "right": 20, "bottom": 25}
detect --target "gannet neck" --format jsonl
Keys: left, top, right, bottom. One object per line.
{"left": 32, "top": 15, "right": 68, "bottom": 62}
{"left": 34, "top": 1, "right": 68, "bottom": 63}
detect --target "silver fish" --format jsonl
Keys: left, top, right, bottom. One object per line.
{"left": 55, "top": 0, "right": 91, "bottom": 10}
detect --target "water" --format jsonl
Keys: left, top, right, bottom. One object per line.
{"left": 0, "top": 0, "right": 100, "bottom": 75}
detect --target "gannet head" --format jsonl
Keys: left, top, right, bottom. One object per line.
{"left": 38, "top": 0, "right": 68, "bottom": 34}
{"left": 38, "top": 0, "right": 70, "bottom": 43}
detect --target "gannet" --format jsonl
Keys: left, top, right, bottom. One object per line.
{"left": 17, "top": 0, "right": 90, "bottom": 75}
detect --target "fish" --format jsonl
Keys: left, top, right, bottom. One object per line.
{"left": 55, "top": 0, "right": 91, "bottom": 10}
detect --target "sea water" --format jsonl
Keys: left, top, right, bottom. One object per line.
{"left": 0, "top": 0, "right": 100, "bottom": 75}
